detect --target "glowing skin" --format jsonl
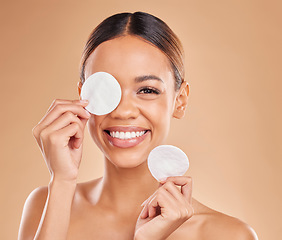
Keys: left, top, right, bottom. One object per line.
{"left": 80, "top": 35, "right": 183, "bottom": 169}
{"left": 18, "top": 35, "right": 257, "bottom": 240}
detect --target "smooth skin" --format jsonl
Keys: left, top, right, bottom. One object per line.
{"left": 18, "top": 35, "right": 258, "bottom": 240}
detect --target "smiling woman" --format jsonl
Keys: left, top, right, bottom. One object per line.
{"left": 18, "top": 11, "right": 258, "bottom": 240}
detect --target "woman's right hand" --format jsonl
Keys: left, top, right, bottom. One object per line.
{"left": 32, "top": 99, "right": 91, "bottom": 182}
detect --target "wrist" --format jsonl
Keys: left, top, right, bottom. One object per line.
{"left": 133, "top": 236, "right": 166, "bottom": 240}
{"left": 134, "top": 234, "right": 163, "bottom": 240}
{"left": 49, "top": 177, "right": 77, "bottom": 190}
{"left": 134, "top": 232, "right": 166, "bottom": 240}
{"left": 50, "top": 174, "right": 77, "bottom": 185}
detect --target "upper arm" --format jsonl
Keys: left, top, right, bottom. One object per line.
{"left": 18, "top": 186, "right": 48, "bottom": 240}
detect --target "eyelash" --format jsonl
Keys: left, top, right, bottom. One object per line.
{"left": 138, "top": 87, "right": 161, "bottom": 95}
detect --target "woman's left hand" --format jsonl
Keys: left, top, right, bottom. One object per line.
{"left": 134, "top": 176, "right": 194, "bottom": 240}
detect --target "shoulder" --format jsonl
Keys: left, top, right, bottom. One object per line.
{"left": 202, "top": 211, "right": 258, "bottom": 240}
{"left": 180, "top": 199, "right": 258, "bottom": 240}
{"left": 18, "top": 178, "right": 102, "bottom": 239}
{"left": 21, "top": 186, "right": 49, "bottom": 219}
{"left": 18, "top": 186, "right": 48, "bottom": 239}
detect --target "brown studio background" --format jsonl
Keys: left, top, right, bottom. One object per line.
{"left": 1, "top": 0, "right": 281, "bottom": 239}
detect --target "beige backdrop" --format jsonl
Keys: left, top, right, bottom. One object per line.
{"left": 1, "top": 0, "right": 281, "bottom": 239}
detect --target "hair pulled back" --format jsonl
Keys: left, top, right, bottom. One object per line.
{"left": 80, "top": 11, "right": 185, "bottom": 91}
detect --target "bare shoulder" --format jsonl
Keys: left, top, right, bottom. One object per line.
{"left": 18, "top": 178, "right": 101, "bottom": 239}
{"left": 200, "top": 210, "right": 258, "bottom": 240}
{"left": 18, "top": 186, "right": 48, "bottom": 239}
{"left": 178, "top": 199, "right": 258, "bottom": 240}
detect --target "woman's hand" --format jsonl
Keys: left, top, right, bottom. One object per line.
{"left": 32, "top": 99, "right": 91, "bottom": 182}
{"left": 134, "top": 176, "right": 194, "bottom": 240}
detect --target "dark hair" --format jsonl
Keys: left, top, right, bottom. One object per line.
{"left": 80, "top": 11, "right": 184, "bottom": 91}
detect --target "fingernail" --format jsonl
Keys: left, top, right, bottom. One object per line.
{"left": 85, "top": 109, "right": 91, "bottom": 116}
{"left": 159, "top": 177, "right": 167, "bottom": 183}
{"left": 141, "top": 199, "right": 147, "bottom": 207}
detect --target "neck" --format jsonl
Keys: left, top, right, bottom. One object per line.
{"left": 96, "top": 158, "right": 159, "bottom": 214}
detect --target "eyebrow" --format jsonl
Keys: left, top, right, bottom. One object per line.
{"left": 134, "top": 75, "right": 164, "bottom": 83}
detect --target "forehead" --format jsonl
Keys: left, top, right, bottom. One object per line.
{"left": 84, "top": 35, "right": 173, "bottom": 83}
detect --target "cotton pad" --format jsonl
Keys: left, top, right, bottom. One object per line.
{"left": 148, "top": 145, "right": 189, "bottom": 181}
{"left": 81, "top": 72, "right": 122, "bottom": 115}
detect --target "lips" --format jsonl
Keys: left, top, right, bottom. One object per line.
{"left": 103, "top": 126, "right": 150, "bottom": 148}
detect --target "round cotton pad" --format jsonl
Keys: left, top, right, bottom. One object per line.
{"left": 147, "top": 145, "right": 189, "bottom": 181}
{"left": 81, "top": 72, "right": 121, "bottom": 115}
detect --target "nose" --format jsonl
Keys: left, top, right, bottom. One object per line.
{"left": 110, "top": 91, "right": 139, "bottom": 120}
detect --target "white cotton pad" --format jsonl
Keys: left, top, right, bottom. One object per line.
{"left": 147, "top": 145, "right": 189, "bottom": 181}
{"left": 81, "top": 72, "right": 121, "bottom": 115}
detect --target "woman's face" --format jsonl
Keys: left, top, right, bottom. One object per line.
{"left": 80, "top": 35, "right": 187, "bottom": 168}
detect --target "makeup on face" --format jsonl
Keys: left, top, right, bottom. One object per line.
{"left": 148, "top": 145, "right": 189, "bottom": 181}
{"left": 81, "top": 72, "right": 122, "bottom": 115}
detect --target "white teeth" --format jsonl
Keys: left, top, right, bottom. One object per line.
{"left": 125, "top": 132, "right": 131, "bottom": 139}
{"left": 108, "top": 130, "right": 146, "bottom": 139}
{"left": 120, "top": 132, "right": 125, "bottom": 139}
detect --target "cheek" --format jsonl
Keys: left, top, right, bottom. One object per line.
{"left": 139, "top": 96, "right": 174, "bottom": 140}
{"left": 87, "top": 116, "right": 103, "bottom": 148}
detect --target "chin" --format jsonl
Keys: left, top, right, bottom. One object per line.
{"left": 104, "top": 149, "right": 149, "bottom": 169}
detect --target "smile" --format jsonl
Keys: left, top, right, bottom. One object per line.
{"left": 108, "top": 130, "right": 146, "bottom": 140}
{"left": 104, "top": 127, "right": 150, "bottom": 148}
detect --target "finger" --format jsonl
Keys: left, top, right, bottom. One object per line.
{"left": 148, "top": 195, "right": 157, "bottom": 218}
{"left": 162, "top": 176, "right": 193, "bottom": 203}
{"left": 141, "top": 187, "right": 160, "bottom": 207}
{"left": 161, "top": 181, "right": 187, "bottom": 205}
{"left": 43, "top": 111, "right": 85, "bottom": 136}
{"left": 140, "top": 191, "right": 158, "bottom": 219}
{"left": 147, "top": 188, "right": 176, "bottom": 218}
{"left": 42, "top": 101, "right": 90, "bottom": 124}
{"left": 140, "top": 195, "right": 155, "bottom": 219}
{"left": 55, "top": 122, "right": 83, "bottom": 149}
{"left": 141, "top": 198, "right": 149, "bottom": 207}
{"left": 39, "top": 112, "right": 85, "bottom": 150}
{"left": 70, "top": 134, "right": 83, "bottom": 149}
{"left": 68, "top": 123, "right": 84, "bottom": 149}
{"left": 140, "top": 202, "right": 149, "bottom": 219}
{"left": 45, "top": 99, "right": 88, "bottom": 114}
{"left": 35, "top": 103, "right": 90, "bottom": 137}
{"left": 78, "top": 114, "right": 90, "bottom": 129}
{"left": 161, "top": 181, "right": 194, "bottom": 220}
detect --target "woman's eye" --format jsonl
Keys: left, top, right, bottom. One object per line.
{"left": 138, "top": 87, "right": 160, "bottom": 94}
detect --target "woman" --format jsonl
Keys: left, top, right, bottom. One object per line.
{"left": 18, "top": 12, "right": 258, "bottom": 240}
